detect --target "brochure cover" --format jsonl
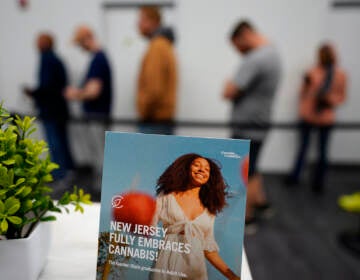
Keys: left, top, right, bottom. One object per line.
{"left": 96, "top": 132, "right": 250, "bottom": 280}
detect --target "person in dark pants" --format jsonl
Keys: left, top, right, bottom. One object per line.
{"left": 24, "top": 33, "right": 74, "bottom": 180}
{"left": 65, "top": 26, "right": 112, "bottom": 175}
{"left": 222, "top": 21, "right": 282, "bottom": 225}
{"left": 286, "top": 43, "right": 347, "bottom": 193}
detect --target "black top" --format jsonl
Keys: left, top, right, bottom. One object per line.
{"left": 32, "top": 50, "right": 69, "bottom": 120}
{"left": 82, "top": 50, "right": 112, "bottom": 116}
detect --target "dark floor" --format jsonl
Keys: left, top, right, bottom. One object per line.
{"left": 245, "top": 167, "right": 360, "bottom": 280}
{"left": 51, "top": 165, "right": 360, "bottom": 280}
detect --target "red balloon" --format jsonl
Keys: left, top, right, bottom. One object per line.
{"left": 112, "top": 191, "right": 156, "bottom": 230}
{"left": 241, "top": 155, "right": 249, "bottom": 186}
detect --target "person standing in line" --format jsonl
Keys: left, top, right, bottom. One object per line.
{"left": 222, "top": 21, "right": 282, "bottom": 225}
{"left": 136, "top": 6, "right": 177, "bottom": 135}
{"left": 285, "top": 43, "right": 347, "bottom": 194}
{"left": 65, "top": 25, "right": 113, "bottom": 175}
{"left": 24, "top": 33, "right": 74, "bottom": 180}
{"left": 65, "top": 25, "right": 112, "bottom": 118}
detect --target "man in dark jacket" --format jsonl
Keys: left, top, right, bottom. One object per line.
{"left": 24, "top": 33, "right": 74, "bottom": 179}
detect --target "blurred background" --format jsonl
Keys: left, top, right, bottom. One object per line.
{"left": 0, "top": 0, "right": 359, "bottom": 279}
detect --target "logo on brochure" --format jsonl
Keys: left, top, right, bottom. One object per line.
{"left": 112, "top": 195, "right": 124, "bottom": 209}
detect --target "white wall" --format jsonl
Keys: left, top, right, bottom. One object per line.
{"left": 323, "top": 5, "right": 360, "bottom": 162}
{"left": 0, "top": 0, "right": 359, "bottom": 172}
{"left": 0, "top": 0, "right": 104, "bottom": 115}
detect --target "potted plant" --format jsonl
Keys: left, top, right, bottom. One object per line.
{"left": 0, "top": 103, "right": 92, "bottom": 280}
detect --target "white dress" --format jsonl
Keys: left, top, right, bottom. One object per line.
{"left": 150, "top": 193, "right": 219, "bottom": 280}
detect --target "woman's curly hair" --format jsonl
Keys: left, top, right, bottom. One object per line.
{"left": 156, "top": 153, "right": 228, "bottom": 215}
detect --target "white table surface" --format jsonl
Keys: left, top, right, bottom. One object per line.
{"left": 39, "top": 203, "right": 252, "bottom": 280}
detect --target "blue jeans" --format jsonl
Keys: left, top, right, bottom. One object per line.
{"left": 290, "top": 121, "right": 333, "bottom": 187}
{"left": 43, "top": 120, "right": 74, "bottom": 179}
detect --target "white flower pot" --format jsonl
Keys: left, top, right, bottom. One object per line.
{"left": 0, "top": 221, "right": 51, "bottom": 280}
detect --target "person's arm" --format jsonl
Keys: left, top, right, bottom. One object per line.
{"left": 298, "top": 70, "right": 317, "bottom": 121}
{"left": 222, "top": 80, "right": 241, "bottom": 100}
{"left": 203, "top": 216, "right": 240, "bottom": 280}
{"left": 222, "top": 56, "right": 258, "bottom": 102}
{"left": 64, "top": 78, "right": 102, "bottom": 101}
{"left": 326, "top": 70, "right": 347, "bottom": 107}
{"left": 204, "top": 251, "right": 240, "bottom": 280}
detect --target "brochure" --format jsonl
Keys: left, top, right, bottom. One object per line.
{"left": 96, "top": 132, "right": 249, "bottom": 279}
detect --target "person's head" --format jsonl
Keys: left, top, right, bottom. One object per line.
{"left": 318, "top": 43, "right": 337, "bottom": 67}
{"left": 138, "top": 6, "right": 162, "bottom": 38}
{"left": 36, "top": 33, "right": 54, "bottom": 52}
{"left": 230, "top": 20, "right": 259, "bottom": 54}
{"left": 73, "top": 25, "right": 97, "bottom": 52}
{"left": 156, "top": 153, "right": 228, "bottom": 215}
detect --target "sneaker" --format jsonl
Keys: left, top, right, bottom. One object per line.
{"left": 338, "top": 192, "right": 360, "bottom": 213}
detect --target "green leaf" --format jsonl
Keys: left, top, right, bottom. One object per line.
{"left": 15, "top": 186, "right": 25, "bottom": 196}
{"left": 23, "top": 217, "right": 37, "bottom": 225}
{"left": 1, "top": 219, "right": 8, "bottom": 232}
{"left": 46, "top": 163, "right": 59, "bottom": 173}
{"left": 75, "top": 204, "right": 84, "bottom": 214}
{"left": 0, "top": 200, "right": 4, "bottom": 213}
{"left": 69, "top": 194, "right": 78, "bottom": 201}
{"left": 0, "top": 151, "right": 6, "bottom": 157}
{"left": 15, "top": 178, "right": 25, "bottom": 186}
{"left": 7, "top": 216, "right": 22, "bottom": 225}
{"left": 40, "top": 216, "right": 56, "bottom": 222}
{"left": 4, "top": 197, "right": 20, "bottom": 212}
{"left": 42, "top": 174, "right": 53, "bottom": 183}
{"left": 21, "top": 187, "right": 32, "bottom": 198}
{"left": 7, "top": 203, "right": 20, "bottom": 215}
{"left": 2, "top": 159, "right": 15, "bottom": 165}
{"left": 14, "top": 154, "right": 23, "bottom": 165}
{"left": 27, "top": 177, "right": 38, "bottom": 185}
{"left": 25, "top": 159, "right": 34, "bottom": 166}
{"left": 58, "top": 192, "right": 70, "bottom": 205}
{"left": 26, "top": 127, "right": 37, "bottom": 137}
{"left": 39, "top": 186, "right": 52, "bottom": 193}
{"left": 22, "top": 199, "right": 33, "bottom": 212}
{"left": 80, "top": 193, "right": 92, "bottom": 205}
{"left": 7, "top": 169, "right": 14, "bottom": 185}
{"left": 0, "top": 189, "right": 7, "bottom": 197}
{"left": 33, "top": 200, "right": 42, "bottom": 208}
{"left": 49, "top": 206, "right": 62, "bottom": 213}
